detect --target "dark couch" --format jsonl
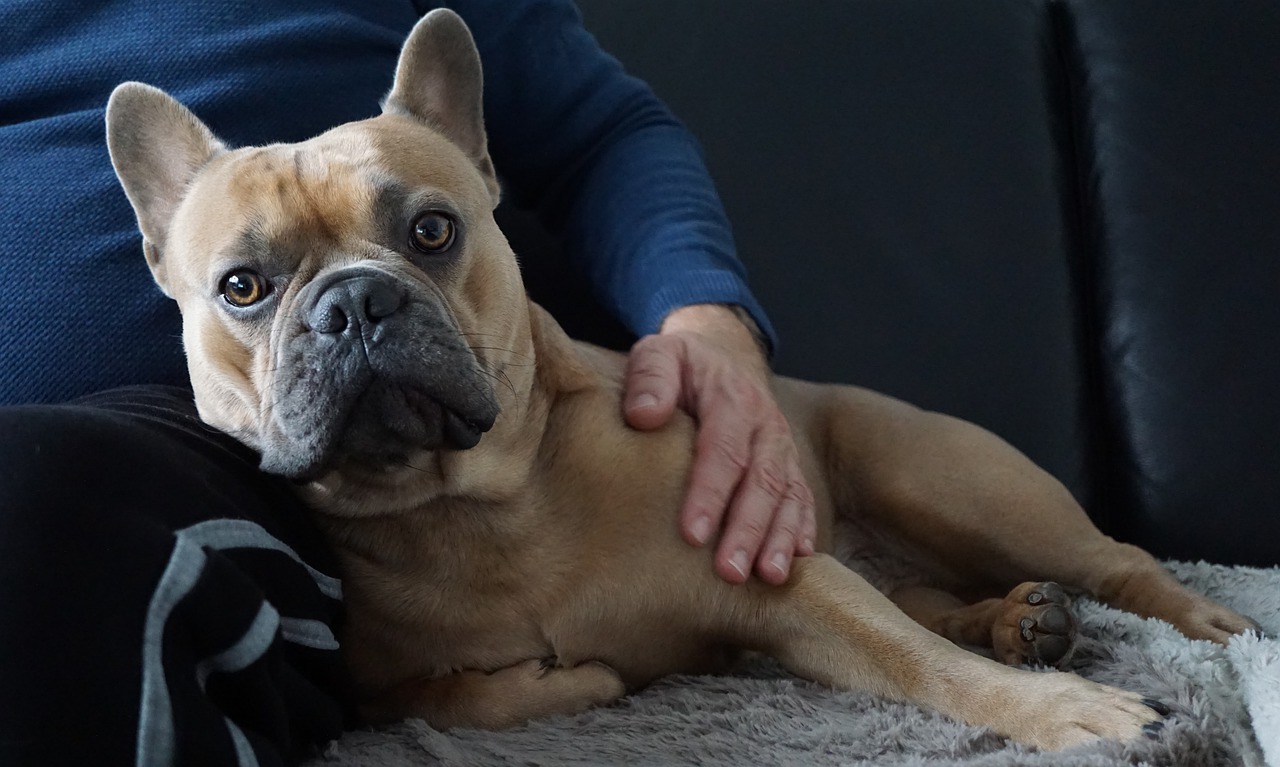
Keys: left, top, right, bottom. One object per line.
{"left": 502, "top": 0, "right": 1280, "bottom": 567}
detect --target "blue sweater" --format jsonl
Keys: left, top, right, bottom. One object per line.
{"left": 0, "top": 0, "right": 774, "bottom": 405}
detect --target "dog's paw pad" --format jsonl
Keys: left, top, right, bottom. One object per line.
{"left": 1023, "top": 582, "right": 1068, "bottom": 606}
{"left": 996, "top": 581, "right": 1078, "bottom": 667}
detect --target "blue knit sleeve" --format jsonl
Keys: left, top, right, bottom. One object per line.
{"left": 437, "top": 0, "right": 777, "bottom": 351}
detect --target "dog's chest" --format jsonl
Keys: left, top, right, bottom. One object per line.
{"left": 330, "top": 524, "right": 563, "bottom": 689}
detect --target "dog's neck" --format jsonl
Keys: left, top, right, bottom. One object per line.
{"left": 300, "top": 296, "right": 610, "bottom": 593}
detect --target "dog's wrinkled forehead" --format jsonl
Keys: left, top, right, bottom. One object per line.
{"left": 218, "top": 142, "right": 378, "bottom": 243}
{"left": 172, "top": 118, "right": 480, "bottom": 282}
{"left": 170, "top": 132, "right": 372, "bottom": 280}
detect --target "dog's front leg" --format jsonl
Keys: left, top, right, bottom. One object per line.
{"left": 757, "top": 555, "right": 1167, "bottom": 750}
{"left": 359, "top": 658, "right": 626, "bottom": 730}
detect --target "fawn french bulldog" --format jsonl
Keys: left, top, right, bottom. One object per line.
{"left": 106, "top": 9, "right": 1257, "bottom": 750}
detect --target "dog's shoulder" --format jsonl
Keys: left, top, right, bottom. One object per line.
{"left": 527, "top": 301, "right": 626, "bottom": 395}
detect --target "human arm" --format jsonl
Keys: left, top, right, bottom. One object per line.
{"left": 443, "top": 0, "right": 815, "bottom": 581}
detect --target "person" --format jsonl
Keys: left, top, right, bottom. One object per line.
{"left": 0, "top": 1, "right": 816, "bottom": 764}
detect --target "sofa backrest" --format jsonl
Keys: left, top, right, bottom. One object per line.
{"left": 504, "top": 0, "right": 1279, "bottom": 565}
{"left": 1057, "top": 0, "right": 1280, "bottom": 564}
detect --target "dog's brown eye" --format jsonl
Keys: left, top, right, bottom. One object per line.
{"left": 220, "top": 269, "right": 269, "bottom": 307}
{"left": 410, "top": 212, "right": 456, "bottom": 254}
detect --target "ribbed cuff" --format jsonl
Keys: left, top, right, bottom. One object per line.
{"left": 638, "top": 270, "right": 779, "bottom": 358}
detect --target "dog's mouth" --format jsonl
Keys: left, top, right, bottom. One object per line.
{"left": 254, "top": 265, "right": 502, "bottom": 481}
{"left": 343, "top": 379, "right": 497, "bottom": 456}
{"left": 265, "top": 380, "right": 498, "bottom": 481}
{"left": 441, "top": 406, "right": 490, "bottom": 450}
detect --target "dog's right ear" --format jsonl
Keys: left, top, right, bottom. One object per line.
{"left": 106, "top": 82, "right": 225, "bottom": 292}
{"left": 384, "top": 9, "right": 501, "bottom": 207}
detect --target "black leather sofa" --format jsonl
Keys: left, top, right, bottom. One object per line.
{"left": 501, "top": 0, "right": 1280, "bottom": 567}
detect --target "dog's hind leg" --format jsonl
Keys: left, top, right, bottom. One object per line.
{"left": 1074, "top": 542, "right": 1262, "bottom": 643}
{"left": 751, "top": 554, "right": 1166, "bottom": 750}
{"left": 816, "top": 388, "right": 1260, "bottom": 646}
{"left": 889, "top": 582, "right": 1078, "bottom": 667}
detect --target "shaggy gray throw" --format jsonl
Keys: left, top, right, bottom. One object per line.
{"left": 309, "top": 560, "right": 1279, "bottom": 767}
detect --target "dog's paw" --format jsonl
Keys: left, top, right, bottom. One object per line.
{"left": 993, "top": 582, "right": 1077, "bottom": 668}
{"left": 999, "top": 673, "right": 1169, "bottom": 750}
{"left": 1169, "top": 600, "right": 1263, "bottom": 645}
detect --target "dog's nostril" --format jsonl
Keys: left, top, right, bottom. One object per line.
{"left": 307, "top": 275, "right": 403, "bottom": 334}
{"left": 365, "top": 283, "right": 403, "bottom": 322}
{"left": 310, "top": 301, "right": 349, "bottom": 334}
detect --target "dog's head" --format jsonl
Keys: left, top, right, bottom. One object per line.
{"left": 106, "top": 10, "right": 525, "bottom": 486}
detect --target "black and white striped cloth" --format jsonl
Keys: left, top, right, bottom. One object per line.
{"left": 1, "top": 387, "right": 352, "bottom": 767}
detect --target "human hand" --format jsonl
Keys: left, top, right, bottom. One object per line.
{"left": 623, "top": 304, "right": 816, "bottom": 585}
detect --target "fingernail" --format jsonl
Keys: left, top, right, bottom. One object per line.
{"left": 631, "top": 393, "right": 658, "bottom": 410}
{"left": 729, "top": 550, "right": 749, "bottom": 579}
{"left": 690, "top": 515, "right": 713, "bottom": 545}
{"left": 770, "top": 551, "right": 788, "bottom": 575}
{"left": 801, "top": 538, "right": 815, "bottom": 555}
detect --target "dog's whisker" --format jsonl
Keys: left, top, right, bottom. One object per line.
{"left": 396, "top": 459, "right": 440, "bottom": 477}
{"left": 478, "top": 366, "right": 519, "bottom": 400}
{"left": 467, "top": 345, "right": 534, "bottom": 363}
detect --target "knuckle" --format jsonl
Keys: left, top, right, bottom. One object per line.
{"left": 729, "top": 378, "right": 764, "bottom": 409}
{"left": 685, "top": 486, "right": 728, "bottom": 515}
{"left": 732, "top": 517, "right": 770, "bottom": 542}
{"left": 628, "top": 336, "right": 675, "bottom": 368}
{"left": 707, "top": 432, "right": 751, "bottom": 472}
{"left": 634, "top": 333, "right": 681, "bottom": 357}
{"left": 750, "top": 460, "right": 791, "bottom": 498}
{"left": 754, "top": 406, "right": 792, "bottom": 438}
{"left": 629, "top": 366, "right": 672, "bottom": 389}
{"left": 787, "top": 480, "right": 816, "bottom": 507}
{"left": 685, "top": 482, "right": 733, "bottom": 520}
{"left": 768, "top": 513, "right": 802, "bottom": 540}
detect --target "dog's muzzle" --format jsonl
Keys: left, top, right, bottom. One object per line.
{"left": 259, "top": 265, "right": 499, "bottom": 479}
{"left": 305, "top": 269, "right": 406, "bottom": 337}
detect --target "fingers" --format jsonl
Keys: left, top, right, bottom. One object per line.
{"left": 754, "top": 491, "right": 814, "bottom": 585}
{"left": 623, "top": 335, "right": 682, "bottom": 430}
{"left": 709, "top": 416, "right": 816, "bottom": 586}
{"left": 630, "top": 310, "right": 818, "bottom": 586}
{"left": 682, "top": 390, "right": 816, "bottom": 585}
{"left": 679, "top": 399, "right": 755, "bottom": 556}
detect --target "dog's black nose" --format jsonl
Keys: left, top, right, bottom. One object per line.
{"left": 307, "top": 273, "right": 404, "bottom": 335}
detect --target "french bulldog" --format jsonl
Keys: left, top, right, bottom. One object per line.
{"left": 105, "top": 9, "right": 1258, "bottom": 750}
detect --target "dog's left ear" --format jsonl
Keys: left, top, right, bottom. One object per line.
{"left": 385, "top": 9, "right": 501, "bottom": 207}
{"left": 106, "top": 82, "right": 226, "bottom": 295}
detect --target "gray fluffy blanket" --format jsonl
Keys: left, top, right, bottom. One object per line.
{"left": 310, "top": 560, "right": 1280, "bottom": 766}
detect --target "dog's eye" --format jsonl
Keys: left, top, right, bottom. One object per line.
{"left": 410, "top": 212, "right": 456, "bottom": 254}
{"left": 220, "top": 269, "right": 270, "bottom": 308}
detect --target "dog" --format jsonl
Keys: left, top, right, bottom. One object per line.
{"left": 105, "top": 9, "right": 1259, "bottom": 750}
